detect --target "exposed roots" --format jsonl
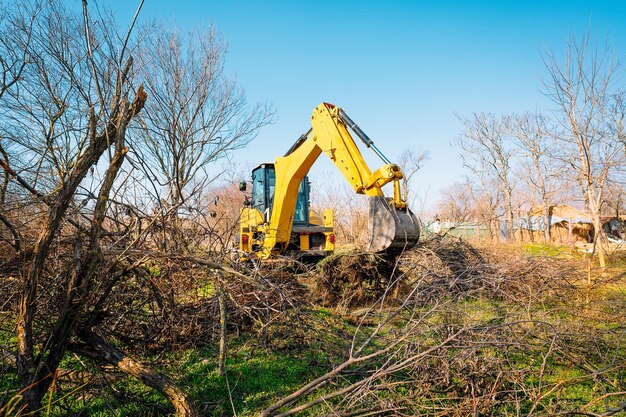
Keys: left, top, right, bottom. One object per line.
{"left": 311, "top": 252, "right": 399, "bottom": 308}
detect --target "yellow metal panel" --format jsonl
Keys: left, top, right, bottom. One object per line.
{"left": 310, "top": 104, "right": 383, "bottom": 197}
{"left": 299, "top": 234, "right": 310, "bottom": 250}
{"left": 239, "top": 207, "right": 263, "bottom": 253}
{"left": 323, "top": 209, "right": 334, "bottom": 228}
{"left": 264, "top": 137, "right": 322, "bottom": 254}
{"left": 309, "top": 210, "right": 323, "bottom": 226}
{"left": 324, "top": 209, "right": 335, "bottom": 251}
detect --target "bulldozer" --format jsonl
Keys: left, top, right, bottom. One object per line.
{"left": 239, "top": 102, "right": 420, "bottom": 259}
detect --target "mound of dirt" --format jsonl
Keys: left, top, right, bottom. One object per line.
{"left": 311, "top": 252, "right": 400, "bottom": 308}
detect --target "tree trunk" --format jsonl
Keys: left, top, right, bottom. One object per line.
{"left": 15, "top": 86, "right": 147, "bottom": 414}
{"left": 543, "top": 203, "right": 551, "bottom": 242}
{"left": 507, "top": 209, "right": 515, "bottom": 243}
{"left": 588, "top": 187, "right": 606, "bottom": 269}
{"left": 580, "top": 178, "right": 590, "bottom": 212}
{"left": 72, "top": 330, "right": 197, "bottom": 417}
{"left": 217, "top": 281, "right": 227, "bottom": 377}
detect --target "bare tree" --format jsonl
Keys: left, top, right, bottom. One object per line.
{"left": 455, "top": 113, "right": 517, "bottom": 242}
{"left": 0, "top": 2, "right": 33, "bottom": 246}
{"left": 511, "top": 112, "right": 563, "bottom": 242}
{"left": 397, "top": 148, "right": 429, "bottom": 207}
{"left": 610, "top": 90, "right": 626, "bottom": 153}
{"left": 438, "top": 181, "right": 476, "bottom": 224}
{"left": 438, "top": 177, "right": 502, "bottom": 240}
{"left": 133, "top": 26, "right": 274, "bottom": 218}
{"left": 541, "top": 33, "right": 623, "bottom": 267}
{"left": 0, "top": 1, "right": 200, "bottom": 415}
{"left": 0, "top": 6, "right": 31, "bottom": 101}
{"left": 603, "top": 182, "right": 625, "bottom": 220}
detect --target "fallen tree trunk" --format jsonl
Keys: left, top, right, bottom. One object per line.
{"left": 70, "top": 330, "right": 197, "bottom": 417}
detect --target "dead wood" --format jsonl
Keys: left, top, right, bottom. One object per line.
{"left": 70, "top": 329, "right": 197, "bottom": 417}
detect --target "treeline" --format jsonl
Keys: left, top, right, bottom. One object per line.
{"left": 439, "top": 34, "right": 626, "bottom": 266}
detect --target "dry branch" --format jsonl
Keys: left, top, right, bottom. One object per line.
{"left": 70, "top": 330, "right": 197, "bottom": 417}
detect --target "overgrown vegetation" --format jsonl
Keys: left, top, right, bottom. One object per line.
{"left": 2, "top": 235, "right": 625, "bottom": 416}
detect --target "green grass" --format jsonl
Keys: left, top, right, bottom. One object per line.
{"left": 187, "top": 349, "right": 328, "bottom": 416}
{"left": 23, "top": 344, "right": 330, "bottom": 417}
{"left": 523, "top": 243, "right": 573, "bottom": 257}
{"left": 0, "top": 319, "right": 18, "bottom": 410}
{"left": 2, "top": 307, "right": 623, "bottom": 417}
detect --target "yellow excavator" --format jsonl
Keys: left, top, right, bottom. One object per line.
{"left": 239, "top": 102, "right": 420, "bottom": 259}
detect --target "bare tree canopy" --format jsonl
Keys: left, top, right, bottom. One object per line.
{"left": 397, "top": 147, "right": 429, "bottom": 207}
{"left": 0, "top": 0, "right": 279, "bottom": 413}
{"left": 541, "top": 33, "right": 624, "bottom": 267}
{"left": 133, "top": 25, "right": 275, "bottom": 208}
{"left": 455, "top": 112, "right": 517, "bottom": 241}
{"left": 510, "top": 111, "right": 562, "bottom": 241}
{"left": 0, "top": 1, "right": 200, "bottom": 414}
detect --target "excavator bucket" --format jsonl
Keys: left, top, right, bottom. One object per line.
{"left": 367, "top": 196, "right": 420, "bottom": 253}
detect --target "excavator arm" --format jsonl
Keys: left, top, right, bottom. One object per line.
{"left": 261, "top": 102, "right": 420, "bottom": 257}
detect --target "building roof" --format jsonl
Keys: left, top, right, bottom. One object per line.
{"left": 528, "top": 204, "right": 591, "bottom": 224}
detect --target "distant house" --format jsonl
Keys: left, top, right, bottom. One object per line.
{"left": 516, "top": 205, "right": 593, "bottom": 243}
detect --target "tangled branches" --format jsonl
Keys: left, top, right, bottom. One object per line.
{"left": 260, "top": 237, "right": 625, "bottom": 417}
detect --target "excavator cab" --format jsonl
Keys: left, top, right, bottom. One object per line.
{"left": 251, "top": 163, "right": 309, "bottom": 226}
{"left": 250, "top": 164, "right": 275, "bottom": 223}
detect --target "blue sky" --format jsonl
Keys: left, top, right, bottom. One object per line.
{"left": 108, "top": 0, "right": 626, "bottom": 213}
